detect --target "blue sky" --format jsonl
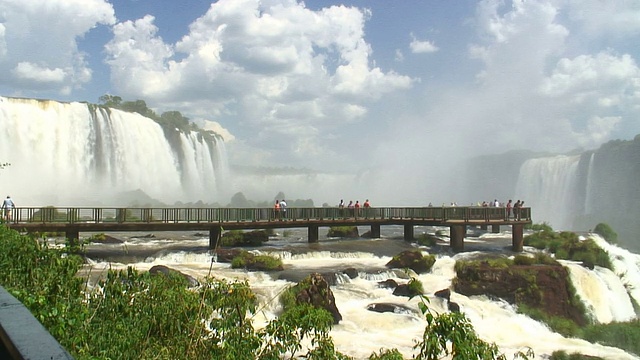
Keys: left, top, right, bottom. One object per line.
{"left": 2, "top": 0, "right": 640, "bottom": 182}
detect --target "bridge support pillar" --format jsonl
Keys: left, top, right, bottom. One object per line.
{"left": 65, "top": 227, "right": 79, "bottom": 247}
{"left": 480, "top": 225, "right": 487, "bottom": 231}
{"left": 491, "top": 224, "right": 500, "bottom": 233}
{"left": 209, "top": 226, "right": 222, "bottom": 249}
{"left": 450, "top": 225, "right": 465, "bottom": 252}
{"left": 370, "top": 224, "right": 381, "bottom": 238}
{"left": 404, "top": 225, "right": 414, "bottom": 241}
{"left": 308, "top": 225, "right": 319, "bottom": 243}
{"left": 512, "top": 224, "right": 524, "bottom": 252}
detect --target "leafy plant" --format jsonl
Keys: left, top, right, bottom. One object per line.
{"left": 593, "top": 223, "right": 618, "bottom": 244}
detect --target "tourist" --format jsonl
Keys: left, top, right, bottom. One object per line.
{"left": 363, "top": 199, "right": 370, "bottom": 208}
{"left": 2, "top": 196, "right": 15, "bottom": 222}
{"left": 274, "top": 200, "right": 280, "bottom": 220}
{"left": 347, "top": 200, "right": 354, "bottom": 217}
{"left": 354, "top": 200, "right": 361, "bottom": 217}
{"left": 279, "top": 199, "right": 287, "bottom": 219}
{"left": 514, "top": 200, "right": 521, "bottom": 221}
{"left": 506, "top": 199, "right": 513, "bottom": 219}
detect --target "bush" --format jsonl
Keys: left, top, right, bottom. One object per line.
{"left": 580, "top": 320, "right": 640, "bottom": 356}
{"left": 526, "top": 222, "right": 554, "bottom": 232}
{"left": 221, "top": 230, "right": 268, "bottom": 246}
{"left": 327, "top": 226, "right": 359, "bottom": 238}
{"left": 230, "top": 251, "right": 283, "bottom": 271}
{"left": 415, "top": 233, "right": 438, "bottom": 246}
{"left": 550, "top": 350, "right": 604, "bottom": 360}
{"left": 523, "top": 230, "right": 612, "bottom": 270}
{"left": 593, "top": 223, "right": 618, "bottom": 244}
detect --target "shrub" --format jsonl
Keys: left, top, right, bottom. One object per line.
{"left": 526, "top": 222, "right": 554, "bottom": 232}
{"left": 230, "top": 251, "right": 283, "bottom": 271}
{"left": 327, "top": 226, "right": 359, "bottom": 238}
{"left": 513, "top": 255, "right": 535, "bottom": 265}
{"left": 593, "top": 223, "right": 618, "bottom": 244}
{"left": 415, "top": 233, "right": 438, "bottom": 246}
{"left": 221, "top": 230, "right": 268, "bottom": 246}
{"left": 550, "top": 350, "right": 604, "bottom": 360}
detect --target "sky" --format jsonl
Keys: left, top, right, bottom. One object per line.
{"left": 2, "top": 0, "right": 640, "bottom": 203}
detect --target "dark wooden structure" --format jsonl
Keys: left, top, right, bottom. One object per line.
{"left": 6, "top": 206, "right": 532, "bottom": 252}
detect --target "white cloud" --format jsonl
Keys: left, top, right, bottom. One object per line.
{"left": 0, "top": 0, "right": 115, "bottom": 92}
{"left": 104, "top": 0, "right": 413, "bottom": 168}
{"left": 409, "top": 34, "right": 438, "bottom": 54}
{"left": 12, "top": 62, "right": 66, "bottom": 83}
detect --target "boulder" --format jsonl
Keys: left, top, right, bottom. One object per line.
{"left": 378, "top": 279, "right": 398, "bottom": 290}
{"left": 149, "top": 265, "right": 199, "bottom": 287}
{"left": 342, "top": 268, "right": 359, "bottom": 279}
{"left": 386, "top": 250, "right": 436, "bottom": 274}
{"left": 293, "top": 273, "right": 342, "bottom": 324}
{"left": 434, "top": 288, "right": 451, "bottom": 302}
{"left": 367, "top": 302, "right": 415, "bottom": 314}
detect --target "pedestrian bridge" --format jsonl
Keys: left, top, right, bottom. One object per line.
{"left": 6, "top": 206, "right": 532, "bottom": 252}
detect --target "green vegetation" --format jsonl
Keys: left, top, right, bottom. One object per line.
{"left": 524, "top": 229, "right": 612, "bottom": 270}
{"left": 415, "top": 233, "right": 438, "bottom": 246}
{"left": 550, "top": 351, "right": 604, "bottom": 360}
{"left": 221, "top": 229, "right": 269, "bottom": 246}
{"left": 0, "top": 224, "right": 540, "bottom": 359}
{"left": 230, "top": 250, "right": 284, "bottom": 271}
{"left": 580, "top": 320, "right": 640, "bottom": 356}
{"left": 525, "top": 222, "right": 553, "bottom": 232}
{"left": 327, "top": 226, "right": 359, "bottom": 238}
{"left": 593, "top": 222, "right": 618, "bottom": 244}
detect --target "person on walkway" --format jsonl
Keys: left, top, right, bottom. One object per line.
{"left": 279, "top": 199, "right": 287, "bottom": 219}
{"left": 514, "top": 200, "right": 521, "bottom": 221}
{"left": 347, "top": 200, "right": 354, "bottom": 217}
{"left": 2, "top": 196, "right": 15, "bottom": 222}
{"left": 506, "top": 199, "right": 513, "bottom": 219}
{"left": 354, "top": 200, "right": 361, "bottom": 217}
{"left": 274, "top": 200, "right": 281, "bottom": 220}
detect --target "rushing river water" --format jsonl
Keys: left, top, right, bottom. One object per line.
{"left": 76, "top": 225, "right": 640, "bottom": 360}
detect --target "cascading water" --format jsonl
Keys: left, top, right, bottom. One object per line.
{"left": 0, "top": 96, "right": 228, "bottom": 205}
{"left": 584, "top": 153, "right": 596, "bottom": 215}
{"left": 514, "top": 155, "right": 582, "bottom": 230}
{"left": 79, "top": 227, "right": 640, "bottom": 360}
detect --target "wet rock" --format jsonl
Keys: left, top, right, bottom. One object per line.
{"left": 378, "top": 279, "right": 398, "bottom": 289}
{"left": 342, "top": 268, "right": 359, "bottom": 279}
{"left": 448, "top": 301, "right": 460, "bottom": 313}
{"left": 386, "top": 250, "right": 436, "bottom": 274}
{"left": 293, "top": 273, "right": 342, "bottom": 324}
{"left": 367, "top": 302, "right": 415, "bottom": 314}
{"left": 434, "top": 288, "right": 451, "bottom": 302}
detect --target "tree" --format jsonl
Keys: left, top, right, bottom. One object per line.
{"left": 159, "top": 111, "right": 190, "bottom": 131}
{"left": 98, "top": 94, "right": 122, "bottom": 107}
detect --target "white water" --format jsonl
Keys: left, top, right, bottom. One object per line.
{"left": 584, "top": 152, "right": 596, "bottom": 215}
{"left": 0, "top": 96, "right": 228, "bottom": 205}
{"left": 515, "top": 155, "right": 581, "bottom": 230}
{"left": 81, "top": 230, "right": 640, "bottom": 360}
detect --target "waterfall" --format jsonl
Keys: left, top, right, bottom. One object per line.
{"left": 584, "top": 152, "right": 596, "bottom": 215}
{"left": 514, "top": 155, "right": 581, "bottom": 230}
{"left": 0, "top": 96, "right": 228, "bottom": 205}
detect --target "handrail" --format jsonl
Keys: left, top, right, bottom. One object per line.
{"left": 4, "top": 206, "right": 531, "bottom": 225}
{"left": 0, "top": 286, "right": 74, "bottom": 360}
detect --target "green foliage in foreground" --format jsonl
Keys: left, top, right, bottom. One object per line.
{"left": 593, "top": 222, "right": 618, "bottom": 244}
{"left": 550, "top": 351, "right": 604, "bottom": 360}
{"left": 0, "top": 225, "right": 537, "bottom": 360}
{"left": 230, "top": 250, "right": 284, "bottom": 271}
{"left": 524, "top": 230, "right": 612, "bottom": 270}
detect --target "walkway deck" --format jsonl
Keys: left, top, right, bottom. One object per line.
{"left": 5, "top": 206, "right": 532, "bottom": 252}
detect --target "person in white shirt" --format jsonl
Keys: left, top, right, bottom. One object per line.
{"left": 2, "top": 196, "right": 15, "bottom": 221}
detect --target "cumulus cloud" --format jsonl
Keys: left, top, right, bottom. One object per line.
{"left": 104, "top": 0, "right": 413, "bottom": 168}
{"left": 0, "top": 0, "right": 115, "bottom": 92}
{"left": 409, "top": 34, "right": 438, "bottom": 54}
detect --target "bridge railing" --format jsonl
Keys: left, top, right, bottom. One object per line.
{"left": 5, "top": 206, "right": 531, "bottom": 225}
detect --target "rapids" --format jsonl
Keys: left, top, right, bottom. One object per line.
{"left": 78, "top": 227, "right": 640, "bottom": 360}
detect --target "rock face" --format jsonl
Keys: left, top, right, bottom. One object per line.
{"left": 386, "top": 250, "right": 436, "bottom": 274}
{"left": 149, "top": 265, "right": 199, "bottom": 288}
{"left": 454, "top": 262, "right": 587, "bottom": 325}
{"left": 293, "top": 273, "right": 342, "bottom": 324}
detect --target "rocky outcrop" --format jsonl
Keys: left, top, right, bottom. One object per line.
{"left": 454, "top": 262, "right": 587, "bottom": 325}
{"left": 292, "top": 273, "right": 342, "bottom": 324}
{"left": 386, "top": 250, "right": 436, "bottom": 274}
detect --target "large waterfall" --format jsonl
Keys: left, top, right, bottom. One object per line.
{"left": 0, "top": 96, "right": 229, "bottom": 205}
{"left": 514, "top": 155, "right": 583, "bottom": 230}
